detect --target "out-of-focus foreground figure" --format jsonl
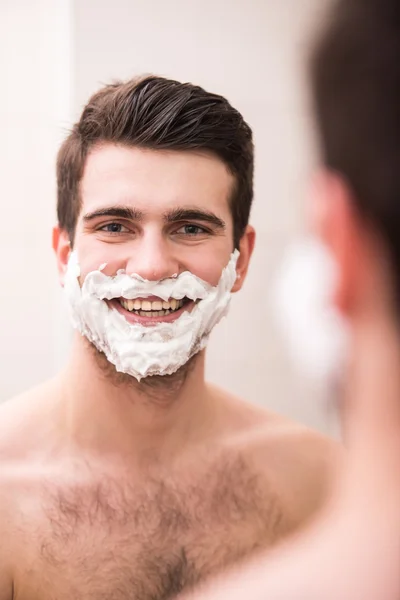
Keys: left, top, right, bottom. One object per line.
{"left": 181, "top": 0, "right": 400, "bottom": 598}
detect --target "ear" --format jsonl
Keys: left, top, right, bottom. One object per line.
{"left": 231, "top": 225, "right": 256, "bottom": 293}
{"left": 309, "top": 169, "right": 369, "bottom": 317}
{"left": 52, "top": 226, "right": 71, "bottom": 287}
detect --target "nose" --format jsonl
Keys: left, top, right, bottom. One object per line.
{"left": 125, "top": 232, "right": 178, "bottom": 281}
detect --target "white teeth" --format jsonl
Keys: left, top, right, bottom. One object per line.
{"left": 120, "top": 298, "right": 186, "bottom": 314}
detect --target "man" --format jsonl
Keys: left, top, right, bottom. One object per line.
{"left": 0, "top": 76, "right": 338, "bottom": 599}
{"left": 180, "top": 0, "right": 400, "bottom": 598}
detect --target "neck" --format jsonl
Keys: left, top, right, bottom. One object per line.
{"left": 339, "top": 315, "right": 400, "bottom": 515}
{"left": 344, "top": 317, "right": 400, "bottom": 446}
{"left": 57, "top": 334, "right": 212, "bottom": 463}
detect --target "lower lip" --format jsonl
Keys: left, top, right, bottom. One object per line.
{"left": 107, "top": 299, "right": 195, "bottom": 326}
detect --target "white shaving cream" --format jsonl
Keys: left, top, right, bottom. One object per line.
{"left": 273, "top": 238, "right": 349, "bottom": 382}
{"left": 64, "top": 250, "right": 239, "bottom": 380}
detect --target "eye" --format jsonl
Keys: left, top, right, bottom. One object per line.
{"left": 175, "top": 224, "right": 208, "bottom": 236}
{"left": 99, "top": 223, "right": 130, "bottom": 234}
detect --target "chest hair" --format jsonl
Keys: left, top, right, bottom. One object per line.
{"left": 29, "top": 454, "right": 284, "bottom": 600}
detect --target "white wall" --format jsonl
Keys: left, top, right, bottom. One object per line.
{"left": 1, "top": 0, "right": 336, "bottom": 433}
{"left": 0, "top": 0, "right": 72, "bottom": 399}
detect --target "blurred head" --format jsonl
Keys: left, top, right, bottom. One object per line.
{"left": 309, "top": 0, "right": 400, "bottom": 325}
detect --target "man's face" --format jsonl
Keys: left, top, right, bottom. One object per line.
{"left": 55, "top": 143, "right": 253, "bottom": 326}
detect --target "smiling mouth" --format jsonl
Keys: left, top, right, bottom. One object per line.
{"left": 117, "top": 296, "right": 192, "bottom": 318}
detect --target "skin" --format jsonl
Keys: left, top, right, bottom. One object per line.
{"left": 179, "top": 171, "right": 400, "bottom": 600}
{"left": 0, "top": 146, "right": 340, "bottom": 600}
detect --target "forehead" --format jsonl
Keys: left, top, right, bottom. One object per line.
{"left": 80, "top": 144, "right": 234, "bottom": 216}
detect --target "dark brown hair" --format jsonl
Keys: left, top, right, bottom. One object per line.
{"left": 57, "top": 75, "right": 254, "bottom": 248}
{"left": 310, "top": 0, "right": 400, "bottom": 294}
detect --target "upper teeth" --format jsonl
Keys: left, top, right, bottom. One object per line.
{"left": 120, "top": 298, "right": 184, "bottom": 312}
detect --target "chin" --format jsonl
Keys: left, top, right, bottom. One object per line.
{"left": 86, "top": 338, "right": 199, "bottom": 397}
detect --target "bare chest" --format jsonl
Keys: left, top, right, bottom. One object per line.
{"left": 14, "top": 461, "right": 287, "bottom": 600}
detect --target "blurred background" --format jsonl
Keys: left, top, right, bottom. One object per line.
{"left": 0, "top": 0, "right": 337, "bottom": 434}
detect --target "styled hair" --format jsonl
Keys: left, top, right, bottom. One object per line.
{"left": 57, "top": 75, "right": 254, "bottom": 248}
{"left": 310, "top": 0, "right": 400, "bottom": 295}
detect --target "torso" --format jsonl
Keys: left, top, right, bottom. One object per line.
{"left": 0, "top": 381, "right": 339, "bottom": 600}
{"left": 9, "top": 450, "right": 290, "bottom": 600}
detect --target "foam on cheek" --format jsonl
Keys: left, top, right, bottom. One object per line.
{"left": 273, "top": 238, "right": 349, "bottom": 382}
{"left": 64, "top": 250, "right": 239, "bottom": 380}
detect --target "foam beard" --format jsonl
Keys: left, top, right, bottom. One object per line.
{"left": 64, "top": 250, "right": 239, "bottom": 381}
{"left": 273, "top": 238, "right": 349, "bottom": 383}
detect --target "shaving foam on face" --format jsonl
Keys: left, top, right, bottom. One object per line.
{"left": 273, "top": 238, "right": 349, "bottom": 382}
{"left": 64, "top": 251, "right": 239, "bottom": 380}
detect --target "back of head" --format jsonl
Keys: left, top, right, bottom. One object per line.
{"left": 310, "top": 0, "right": 400, "bottom": 298}
{"left": 57, "top": 75, "right": 254, "bottom": 249}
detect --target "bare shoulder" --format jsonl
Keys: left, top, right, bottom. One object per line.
{"left": 211, "top": 385, "right": 342, "bottom": 528}
{"left": 0, "top": 382, "right": 56, "bottom": 547}
{"left": 0, "top": 444, "right": 46, "bottom": 600}
{"left": 0, "top": 381, "right": 57, "bottom": 490}
{"left": 0, "top": 379, "right": 59, "bottom": 460}
{"left": 249, "top": 418, "right": 342, "bottom": 512}
{"left": 0, "top": 381, "right": 60, "bottom": 598}
{"left": 0, "top": 419, "right": 27, "bottom": 600}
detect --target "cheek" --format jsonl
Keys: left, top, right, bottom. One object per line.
{"left": 74, "top": 239, "right": 127, "bottom": 280}
{"left": 187, "top": 250, "right": 232, "bottom": 286}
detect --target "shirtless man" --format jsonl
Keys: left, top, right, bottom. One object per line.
{"left": 0, "top": 76, "right": 339, "bottom": 600}
{"left": 180, "top": 0, "right": 400, "bottom": 598}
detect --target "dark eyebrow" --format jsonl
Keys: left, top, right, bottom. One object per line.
{"left": 164, "top": 208, "right": 226, "bottom": 230}
{"left": 83, "top": 206, "right": 144, "bottom": 222}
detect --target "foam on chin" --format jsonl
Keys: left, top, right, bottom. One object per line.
{"left": 64, "top": 251, "right": 239, "bottom": 381}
